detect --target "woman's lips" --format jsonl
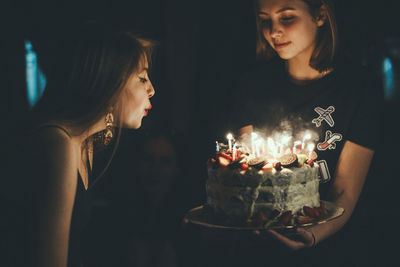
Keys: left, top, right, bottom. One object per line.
{"left": 144, "top": 105, "right": 152, "bottom": 117}
{"left": 274, "top": 41, "right": 291, "bottom": 49}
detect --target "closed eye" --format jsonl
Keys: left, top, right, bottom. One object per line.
{"left": 139, "top": 77, "right": 148, "bottom": 83}
{"left": 281, "top": 16, "right": 294, "bottom": 21}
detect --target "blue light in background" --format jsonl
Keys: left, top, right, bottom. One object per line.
{"left": 25, "top": 40, "right": 46, "bottom": 108}
{"left": 382, "top": 57, "right": 395, "bottom": 101}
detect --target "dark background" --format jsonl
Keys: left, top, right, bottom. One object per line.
{"left": 1, "top": 0, "right": 399, "bottom": 266}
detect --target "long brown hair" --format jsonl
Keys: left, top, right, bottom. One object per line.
{"left": 30, "top": 23, "right": 156, "bottom": 183}
{"left": 255, "top": 0, "right": 337, "bottom": 72}
{"left": 31, "top": 25, "right": 155, "bottom": 130}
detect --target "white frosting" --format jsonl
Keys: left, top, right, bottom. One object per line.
{"left": 206, "top": 162, "right": 320, "bottom": 220}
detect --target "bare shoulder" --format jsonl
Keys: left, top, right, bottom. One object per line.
{"left": 32, "top": 126, "right": 76, "bottom": 155}
{"left": 33, "top": 125, "right": 72, "bottom": 143}
{"left": 3, "top": 126, "right": 79, "bottom": 204}
{"left": 33, "top": 126, "right": 79, "bottom": 174}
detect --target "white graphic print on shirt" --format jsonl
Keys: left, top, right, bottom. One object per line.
{"left": 312, "top": 106, "right": 335, "bottom": 127}
{"left": 316, "top": 160, "right": 331, "bottom": 183}
{"left": 317, "top": 130, "right": 343, "bottom": 151}
{"left": 311, "top": 105, "right": 341, "bottom": 183}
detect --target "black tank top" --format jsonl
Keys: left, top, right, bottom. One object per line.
{"left": 0, "top": 124, "right": 93, "bottom": 267}
{"left": 68, "top": 171, "right": 92, "bottom": 267}
{"left": 40, "top": 125, "right": 93, "bottom": 267}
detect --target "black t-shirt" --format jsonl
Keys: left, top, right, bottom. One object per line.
{"left": 229, "top": 60, "right": 382, "bottom": 199}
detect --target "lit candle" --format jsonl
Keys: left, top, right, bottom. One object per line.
{"left": 293, "top": 141, "right": 301, "bottom": 154}
{"left": 280, "top": 134, "right": 291, "bottom": 155}
{"left": 255, "top": 139, "right": 261, "bottom": 157}
{"left": 227, "top": 133, "right": 233, "bottom": 152}
{"left": 251, "top": 132, "right": 258, "bottom": 156}
{"left": 215, "top": 141, "right": 219, "bottom": 152}
{"left": 257, "top": 139, "right": 265, "bottom": 156}
{"left": 302, "top": 132, "right": 311, "bottom": 149}
{"left": 262, "top": 141, "right": 266, "bottom": 155}
{"left": 307, "top": 143, "right": 315, "bottom": 159}
{"left": 267, "top": 137, "right": 276, "bottom": 158}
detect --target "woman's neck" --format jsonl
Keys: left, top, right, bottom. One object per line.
{"left": 285, "top": 53, "right": 332, "bottom": 85}
{"left": 52, "top": 117, "right": 107, "bottom": 146}
{"left": 76, "top": 119, "right": 107, "bottom": 145}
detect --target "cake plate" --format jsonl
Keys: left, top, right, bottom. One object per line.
{"left": 184, "top": 200, "right": 344, "bottom": 230}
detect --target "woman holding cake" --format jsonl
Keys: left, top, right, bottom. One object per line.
{"left": 228, "top": 0, "right": 381, "bottom": 264}
{"left": 0, "top": 24, "right": 155, "bottom": 267}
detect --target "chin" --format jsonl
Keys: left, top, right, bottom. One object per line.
{"left": 276, "top": 52, "right": 293, "bottom": 60}
{"left": 131, "top": 122, "right": 142, "bottom": 129}
{"left": 122, "top": 120, "right": 142, "bottom": 130}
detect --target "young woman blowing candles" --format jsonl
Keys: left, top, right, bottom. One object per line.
{"left": 0, "top": 24, "right": 155, "bottom": 267}
{"left": 227, "top": 0, "right": 382, "bottom": 264}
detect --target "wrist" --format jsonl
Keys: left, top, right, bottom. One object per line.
{"left": 306, "top": 228, "right": 317, "bottom": 248}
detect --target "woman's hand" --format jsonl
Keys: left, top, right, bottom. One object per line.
{"left": 254, "top": 227, "right": 315, "bottom": 251}
{"left": 254, "top": 140, "right": 374, "bottom": 250}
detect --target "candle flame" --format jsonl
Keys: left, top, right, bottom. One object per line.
{"left": 220, "top": 129, "right": 317, "bottom": 162}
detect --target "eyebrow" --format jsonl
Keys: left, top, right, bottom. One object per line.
{"left": 258, "top": 7, "right": 296, "bottom": 16}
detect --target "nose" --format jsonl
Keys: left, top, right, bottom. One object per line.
{"left": 147, "top": 81, "right": 155, "bottom": 98}
{"left": 270, "top": 22, "right": 283, "bottom": 39}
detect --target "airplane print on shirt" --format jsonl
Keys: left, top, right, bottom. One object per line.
{"left": 312, "top": 106, "right": 335, "bottom": 127}
{"left": 311, "top": 105, "right": 343, "bottom": 152}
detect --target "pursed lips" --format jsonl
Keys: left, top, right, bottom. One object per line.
{"left": 144, "top": 105, "right": 152, "bottom": 116}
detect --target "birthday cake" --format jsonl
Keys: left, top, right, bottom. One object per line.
{"left": 206, "top": 132, "right": 325, "bottom": 226}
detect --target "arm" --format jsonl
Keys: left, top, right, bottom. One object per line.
{"left": 268, "top": 140, "right": 374, "bottom": 250}
{"left": 28, "top": 128, "right": 78, "bottom": 267}
{"left": 311, "top": 140, "right": 374, "bottom": 243}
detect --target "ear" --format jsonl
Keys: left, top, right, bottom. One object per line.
{"left": 316, "top": 4, "right": 328, "bottom": 27}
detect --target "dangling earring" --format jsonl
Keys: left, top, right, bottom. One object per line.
{"left": 104, "top": 109, "right": 114, "bottom": 146}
